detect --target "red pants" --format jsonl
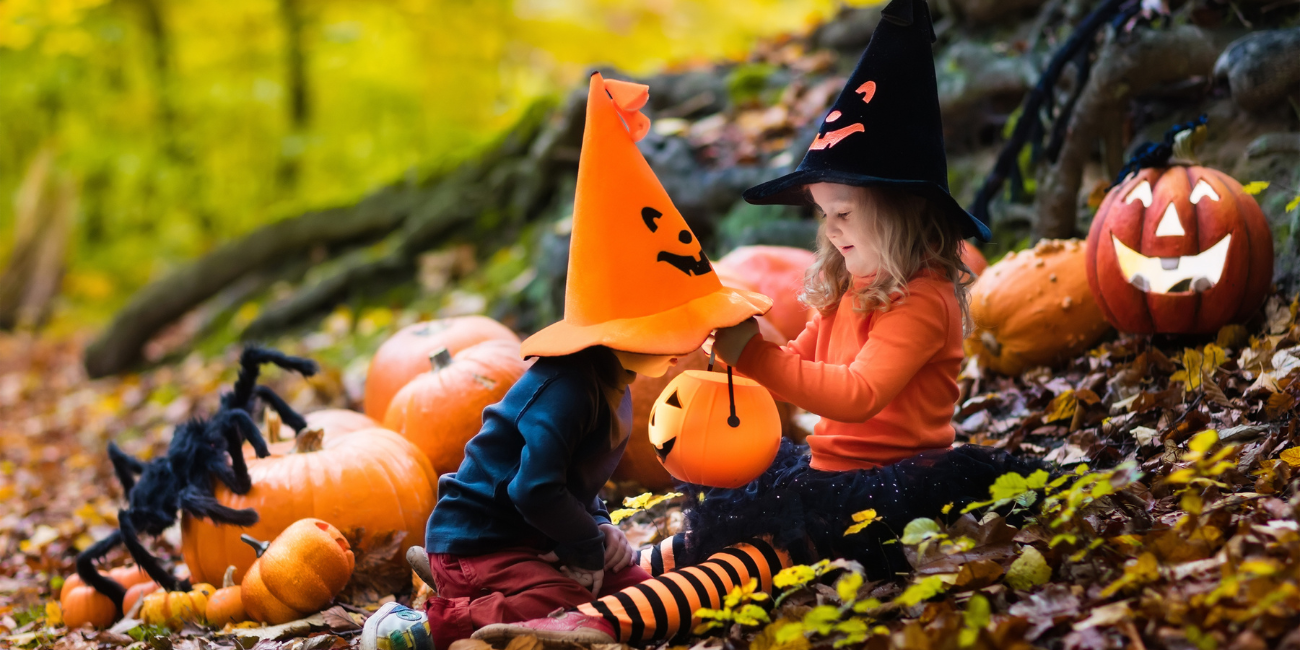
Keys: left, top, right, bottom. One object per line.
{"left": 424, "top": 548, "right": 651, "bottom": 648}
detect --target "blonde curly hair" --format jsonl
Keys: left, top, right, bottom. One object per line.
{"left": 800, "top": 185, "right": 975, "bottom": 335}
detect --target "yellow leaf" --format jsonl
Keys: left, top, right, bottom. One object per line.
{"left": 1188, "top": 430, "right": 1219, "bottom": 453}
{"left": 1279, "top": 447, "right": 1300, "bottom": 468}
{"left": 844, "top": 509, "right": 879, "bottom": 536}
{"left": 1005, "top": 547, "right": 1051, "bottom": 591}
{"left": 46, "top": 601, "right": 62, "bottom": 627}
{"left": 1287, "top": 194, "right": 1300, "bottom": 213}
{"left": 1044, "top": 390, "right": 1077, "bottom": 423}
{"left": 609, "top": 509, "right": 637, "bottom": 524}
{"left": 1240, "top": 181, "right": 1269, "bottom": 195}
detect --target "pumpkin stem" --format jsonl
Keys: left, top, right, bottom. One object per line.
{"left": 291, "top": 426, "right": 325, "bottom": 454}
{"left": 240, "top": 534, "right": 270, "bottom": 558}
{"left": 1170, "top": 124, "right": 1206, "bottom": 165}
{"left": 222, "top": 565, "right": 236, "bottom": 589}
{"left": 266, "top": 410, "right": 282, "bottom": 444}
{"left": 980, "top": 330, "right": 1003, "bottom": 357}
{"left": 430, "top": 347, "right": 453, "bottom": 371}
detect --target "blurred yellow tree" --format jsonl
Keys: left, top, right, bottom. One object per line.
{"left": 0, "top": 0, "right": 871, "bottom": 327}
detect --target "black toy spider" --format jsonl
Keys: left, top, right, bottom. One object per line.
{"left": 76, "top": 346, "right": 318, "bottom": 612}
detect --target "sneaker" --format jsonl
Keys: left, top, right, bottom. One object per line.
{"left": 407, "top": 546, "right": 437, "bottom": 592}
{"left": 472, "top": 610, "right": 616, "bottom": 646}
{"left": 361, "top": 601, "right": 435, "bottom": 650}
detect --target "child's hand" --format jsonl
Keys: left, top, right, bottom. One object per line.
{"left": 713, "top": 318, "right": 761, "bottom": 366}
{"left": 600, "top": 523, "right": 634, "bottom": 572}
{"left": 538, "top": 550, "right": 606, "bottom": 595}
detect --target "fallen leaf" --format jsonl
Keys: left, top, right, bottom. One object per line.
{"left": 320, "top": 606, "right": 362, "bottom": 632}
{"left": 953, "top": 559, "right": 1003, "bottom": 590}
{"left": 448, "top": 640, "right": 495, "bottom": 650}
{"left": 232, "top": 614, "right": 327, "bottom": 643}
{"left": 504, "top": 634, "right": 544, "bottom": 650}
{"left": 1005, "top": 547, "right": 1051, "bottom": 591}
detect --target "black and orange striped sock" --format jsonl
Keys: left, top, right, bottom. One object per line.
{"left": 631, "top": 534, "right": 686, "bottom": 576}
{"left": 579, "top": 538, "right": 791, "bottom": 644}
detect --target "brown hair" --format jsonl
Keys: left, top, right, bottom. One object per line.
{"left": 800, "top": 185, "right": 974, "bottom": 334}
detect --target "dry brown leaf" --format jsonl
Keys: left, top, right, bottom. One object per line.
{"left": 448, "top": 640, "right": 495, "bottom": 650}
{"left": 504, "top": 634, "right": 545, "bottom": 650}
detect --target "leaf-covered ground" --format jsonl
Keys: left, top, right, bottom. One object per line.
{"left": 6, "top": 292, "right": 1300, "bottom": 650}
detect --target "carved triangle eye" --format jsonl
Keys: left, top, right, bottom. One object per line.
{"left": 1190, "top": 179, "right": 1220, "bottom": 204}
{"left": 1155, "top": 202, "right": 1186, "bottom": 237}
{"left": 1125, "top": 180, "right": 1153, "bottom": 208}
{"left": 665, "top": 390, "right": 682, "bottom": 408}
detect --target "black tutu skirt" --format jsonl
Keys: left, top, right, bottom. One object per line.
{"left": 677, "top": 440, "right": 1049, "bottom": 579}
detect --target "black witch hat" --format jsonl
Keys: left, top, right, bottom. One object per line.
{"left": 742, "top": 0, "right": 991, "bottom": 242}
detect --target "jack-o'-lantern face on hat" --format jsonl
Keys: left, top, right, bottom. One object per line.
{"left": 1085, "top": 166, "right": 1273, "bottom": 334}
{"left": 519, "top": 74, "right": 772, "bottom": 358}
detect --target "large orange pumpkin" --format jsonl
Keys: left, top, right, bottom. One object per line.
{"left": 383, "top": 339, "right": 530, "bottom": 476}
{"left": 1085, "top": 164, "right": 1272, "bottom": 334}
{"left": 240, "top": 518, "right": 355, "bottom": 624}
{"left": 646, "top": 368, "right": 782, "bottom": 488}
{"left": 304, "top": 409, "right": 379, "bottom": 434}
{"left": 713, "top": 246, "right": 815, "bottom": 344}
{"left": 180, "top": 426, "right": 435, "bottom": 586}
{"left": 364, "top": 317, "right": 520, "bottom": 420}
{"left": 961, "top": 242, "right": 989, "bottom": 276}
{"left": 966, "top": 239, "right": 1111, "bottom": 375}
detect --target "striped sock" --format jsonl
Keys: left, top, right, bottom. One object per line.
{"left": 579, "top": 538, "right": 791, "bottom": 644}
{"left": 632, "top": 535, "right": 684, "bottom": 576}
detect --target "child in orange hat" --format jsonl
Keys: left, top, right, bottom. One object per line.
{"left": 477, "top": 1, "right": 1047, "bottom": 645}
{"left": 415, "top": 72, "right": 771, "bottom": 649}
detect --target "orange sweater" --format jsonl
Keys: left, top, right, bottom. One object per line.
{"left": 735, "top": 274, "right": 962, "bottom": 471}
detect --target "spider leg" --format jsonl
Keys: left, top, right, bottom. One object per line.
{"left": 107, "top": 442, "right": 144, "bottom": 498}
{"left": 179, "top": 485, "right": 259, "bottom": 527}
{"left": 227, "top": 345, "right": 319, "bottom": 411}
{"left": 255, "top": 384, "right": 309, "bottom": 433}
{"left": 118, "top": 509, "right": 187, "bottom": 593}
{"left": 76, "top": 530, "right": 127, "bottom": 612}
{"left": 206, "top": 443, "right": 251, "bottom": 495}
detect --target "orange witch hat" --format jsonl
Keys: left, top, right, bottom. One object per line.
{"left": 521, "top": 73, "right": 772, "bottom": 358}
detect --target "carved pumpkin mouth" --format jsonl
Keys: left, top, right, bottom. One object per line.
{"left": 1111, "top": 233, "right": 1231, "bottom": 294}
{"left": 653, "top": 436, "right": 676, "bottom": 461}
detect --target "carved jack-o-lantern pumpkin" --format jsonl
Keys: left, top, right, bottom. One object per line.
{"left": 647, "top": 368, "right": 781, "bottom": 488}
{"left": 1085, "top": 123, "right": 1273, "bottom": 334}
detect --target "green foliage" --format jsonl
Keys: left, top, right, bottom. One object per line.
{"left": 726, "top": 62, "right": 778, "bottom": 105}
{"left": 694, "top": 578, "right": 771, "bottom": 635}
{"left": 0, "top": 0, "right": 870, "bottom": 328}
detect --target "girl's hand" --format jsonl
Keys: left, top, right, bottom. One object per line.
{"left": 600, "top": 523, "right": 634, "bottom": 572}
{"left": 713, "top": 318, "right": 761, "bottom": 366}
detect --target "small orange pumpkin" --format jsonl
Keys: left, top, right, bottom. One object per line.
{"left": 647, "top": 368, "right": 782, "bottom": 488}
{"left": 123, "top": 581, "right": 160, "bottom": 616}
{"left": 205, "top": 566, "right": 246, "bottom": 627}
{"left": 140, "top": 583, "right": 215, "bottom": 630}
{"left": 240, "top": 519, "right": 355, "bottom": 624}
{"left": 60, "top": 565, "right": 152, "bottom": 602}
{"left": 965, "top": 239, "right": 1111, "bottom": 375}
{"left": 383, "top": 339, "right": 530, "bottom": 475}
{"left": 60, "top": 565, "right": 157, "bottom": 628}
{"left": 61, "top": 585, "right": 118, "bottom": 629}
{"left": 364, "top": 317, "right": 520, "bottom": 420}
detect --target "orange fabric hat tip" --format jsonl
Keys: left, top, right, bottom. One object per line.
{"left": 521, "top": 73, "right": 772, "bottom": 358}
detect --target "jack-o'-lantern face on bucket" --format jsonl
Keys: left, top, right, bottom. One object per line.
{"left": 1085, "top": 166, "right": 1273, "bottom": 334}
{"left": 646, "top": 369, "right": 781, "bottom": 488}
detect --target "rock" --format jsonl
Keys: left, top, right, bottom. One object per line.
{"left": 936, "top": 42, "right": 1038, "bottom": 150}
{"left": 645, "top": 69, "right": 730, "bottom": 118}
{"left": 810, "top": 5, "right": 882, "bottom": 53}
{"left": 1213, "top": 27, "right": 1300, "bottom": 112}
{"left": 638, "top": 133, "right": 772, "bottom": 245}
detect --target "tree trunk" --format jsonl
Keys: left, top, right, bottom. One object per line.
{"left": 1033, "top": 26, "right": 1218, "bottom": 240}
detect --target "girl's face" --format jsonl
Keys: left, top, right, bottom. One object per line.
{"left": 612, "top": 350, "right": 678, "bottom": 378}
{"left": 808, "top": 183, "right": 881, "bottom": 278}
